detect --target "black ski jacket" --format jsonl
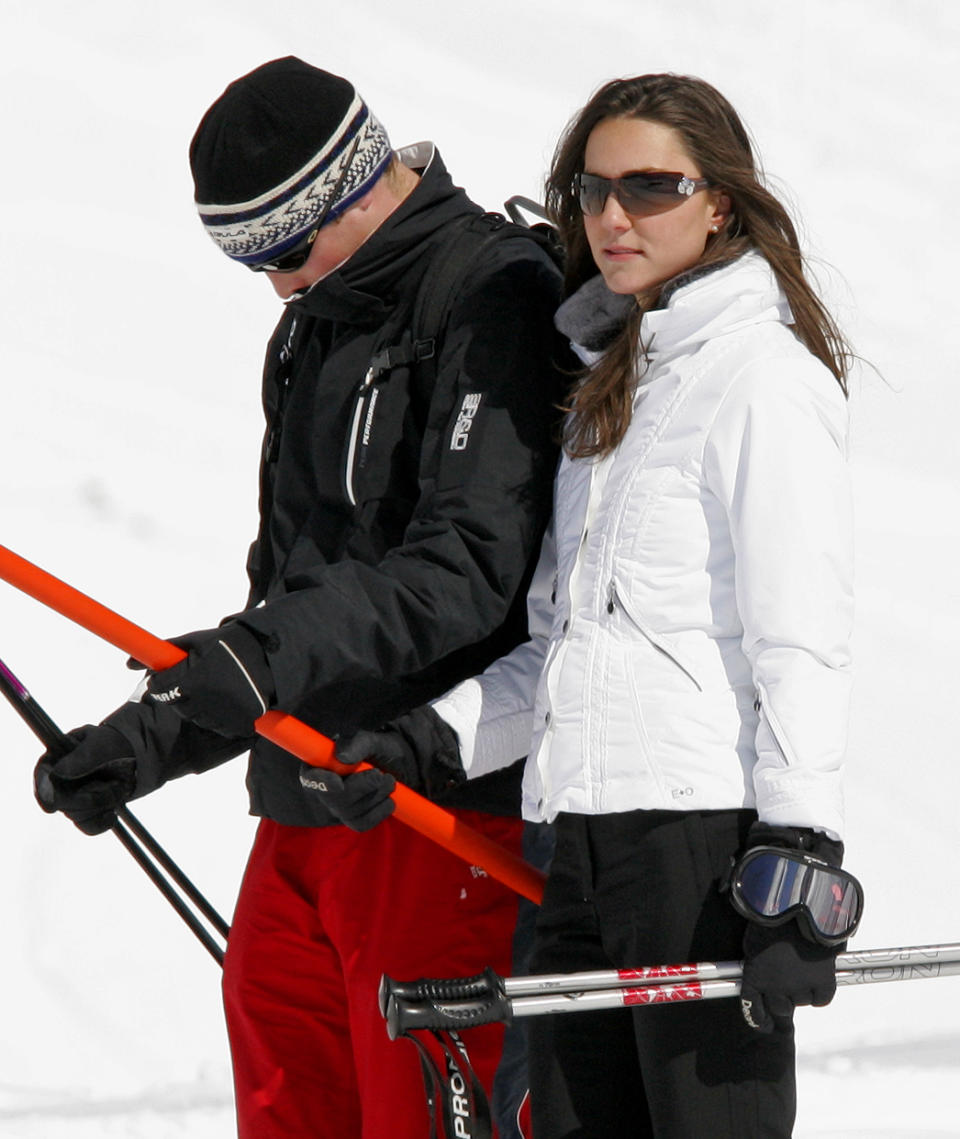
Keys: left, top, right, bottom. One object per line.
{"left": 133, "top": 147, "right": 567, "bottom": 826}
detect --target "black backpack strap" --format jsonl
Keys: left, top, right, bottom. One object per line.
{"left": 409, "top": 211, "right": 562, "bottom": 384}
{"left": 364, "top": 209, "right": 561, "bottom": 394}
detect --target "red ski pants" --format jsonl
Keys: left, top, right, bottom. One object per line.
{"left": 222, "top": 813, "right": 524, "bottom": 1138}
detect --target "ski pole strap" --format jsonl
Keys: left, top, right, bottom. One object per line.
{"left": 398, "top": 1028, "right": 492, "bottom": 1139}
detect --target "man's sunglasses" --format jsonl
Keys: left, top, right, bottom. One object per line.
{"left": 250, "top": 135, "right": 362, "bottom": 273}
{"left": 574, "top": 171, "right": 710, "bottom": 218}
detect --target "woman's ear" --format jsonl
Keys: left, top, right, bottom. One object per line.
{"left": 708, "top": 190, "right": 733, "bottom": 233}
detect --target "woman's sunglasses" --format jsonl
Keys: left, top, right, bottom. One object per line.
{"left": 250, "top": 135, "right": 362, "bottom": 273}
{"left": 574, "top": 171, "right": 710, "bottom": 218}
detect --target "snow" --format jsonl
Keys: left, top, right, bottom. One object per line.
{"left": 1, "top": 0, "right": 958, "bottom": 1135}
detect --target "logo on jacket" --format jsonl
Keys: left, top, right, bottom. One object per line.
{"left": 450, "top": 393, "right": 483, "bottom": 451}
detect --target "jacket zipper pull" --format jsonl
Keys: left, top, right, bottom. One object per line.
{"left": 606, "top": 581, "right": 616, "bottom": 614}
{"left": 358, "top": 365, "right": 376, "bottom": 395}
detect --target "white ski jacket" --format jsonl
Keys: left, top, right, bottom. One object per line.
{"left": 434, "top": 252, "right": 853, "bottom": 838}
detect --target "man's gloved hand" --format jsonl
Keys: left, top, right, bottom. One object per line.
{"left": 34, "top": 724, "right": 137, "bottom": 836}
{"left": 298, "top": 764, "right": 398, "bottom": 832}
{"left": 142, "top": 622, "right": 275, "bottom": 739}
{"left": 738, "top": 823, "right": 845, "bottom": 1033}
{"left": 298, "top": 705, "right": 465, "bottom": 831}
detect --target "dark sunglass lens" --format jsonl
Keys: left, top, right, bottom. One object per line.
{"left": 275, "top": 247, "right": 311, "bottom": 272}
{"left": 251, "top": 229, "right": 317, "bottom": 273}
{"left": 576, "top": 174, "right": 609, "bottom": 217}
{"left": 619, "top": 173, "right": 680, "bottom": 212}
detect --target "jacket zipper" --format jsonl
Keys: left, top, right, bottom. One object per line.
{"left": 344, "top": 366, "right": 380, "bottom": 507}
{"left": 265, "top": 317, "right": 299, "bottom": 463}
{"left": 606, "top": 580, "right": 703, "bottom": 691}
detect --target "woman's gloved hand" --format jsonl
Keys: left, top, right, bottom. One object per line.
{"left": 737, "top": 823, "right": 847, "bottom": 1033}
{"left": 298, "top": 705, "right": 465, "bottom": 831}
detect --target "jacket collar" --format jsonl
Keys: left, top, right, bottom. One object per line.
{"left": 641, "top": 252, "right": 792, "bottom": 359}
{"left": 557, "top": 252, "right": 792, "bottom": 364}
{"left": 287, "top": 145, "right": 482, "bottom": 326}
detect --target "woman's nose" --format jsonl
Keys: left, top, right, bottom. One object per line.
{"left": 598, "top": 192, "right": 632, "bottom": 230}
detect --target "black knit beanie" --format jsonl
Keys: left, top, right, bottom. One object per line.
{"left": 189, "top": 57, "right": 393, "bottom": 266}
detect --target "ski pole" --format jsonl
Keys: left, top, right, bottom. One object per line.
{"left": 383, "top": 941, "right": 960, "bottom": 1005}
{"left": 116, "top": 808, "right": 230, "bottom": 941}
{"left": 0, "top": 543, "right": 546, "bottom": 904}
{"left": 380, "top": 942, "right": 960, "bottom": 1037}
{"left": 109, "top": 816, "right": 226, "bottom": 966}
{"left": 0, "top": 653, "right": 229, "bottom": 941}
{"left": 0, "top": 654, "right": 228, "bottom": 965}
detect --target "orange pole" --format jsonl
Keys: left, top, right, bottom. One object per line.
{"left": 0, "top": 544, "right": 545, "bottom": 904}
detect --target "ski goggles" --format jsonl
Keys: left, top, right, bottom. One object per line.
{"left": 574, "top": 171, "right": 711, "bottom": 217}
{"left": 250, "top": 136, "right": 361, "bottom": 273}
{"left": 729, "top": 846, "right": 864, "bottom": 946}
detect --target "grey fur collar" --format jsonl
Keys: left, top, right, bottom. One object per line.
{"left": 554, "top": 274, "right": 636, "bottom": 352}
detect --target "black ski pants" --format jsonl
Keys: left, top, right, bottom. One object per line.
{"left": 527, "top": 808, "right": 796, "bottom": 1139}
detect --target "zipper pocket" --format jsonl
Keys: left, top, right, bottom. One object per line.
{"left": 606, "top": 580, "right": 703, "bottom": 691}
{"left": 753, "top": 684, "right": 800, "bottom": 767}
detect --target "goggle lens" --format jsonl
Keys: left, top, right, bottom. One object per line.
{"left": 733, "top": 847, "right": 863, "bottom": 945}
{"left": 575, "top": 171, "right": 710, "bottom": 217}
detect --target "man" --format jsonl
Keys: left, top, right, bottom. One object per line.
{"left": 34, "top": 57, "right": 566, "bottom": 1137}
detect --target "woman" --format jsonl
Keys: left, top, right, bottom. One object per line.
{"left": 316, "top": 73, "right": 857, "bottom": 1138}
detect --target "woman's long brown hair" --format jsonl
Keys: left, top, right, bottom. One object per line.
{"left": 546, "top": 74, "right": 852, "bottom": 459}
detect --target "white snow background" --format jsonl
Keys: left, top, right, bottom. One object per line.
{"left": 1, "top": 1, "right": 958, "bottom": 1135}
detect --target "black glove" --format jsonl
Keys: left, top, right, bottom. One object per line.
{"left": 334, "top": 705, "right": 465, "bottom": 798}
{"left": 738, "top": 823, "right": 845, "bottom": 1033}
{"left": 297, "top": 705, "right": 465, "bottom": 832}
{"left": 142, "top": 621, "right": 275, "bottom": 739}
{"left": 298, "top": 764, "right": 397, "bottom": 832}
{"left": 34, "top": 723, "right": 136, "bottom": 836}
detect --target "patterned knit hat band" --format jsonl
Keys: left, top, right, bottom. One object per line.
{"left": 189, "top": 59, "right": 394, "bottom": 266}
{"left": 196, "top": 96, "right": 392, "bottom": 266}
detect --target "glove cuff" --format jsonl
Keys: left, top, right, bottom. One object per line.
{"left": 219, "top": 622, "right": 277, "bottom": 711}
{"left": 397, "top": 705, "right": 466, "bottom": 796}
{"left": 100, "top": 701, "right": 175, "bottom": 798}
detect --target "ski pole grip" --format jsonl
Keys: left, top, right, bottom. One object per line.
{"left": 379, "top": 967, "right": 501, "bottom": 1015}
{"left": 384, "top": 990, "right": 514, "bottom": 1040}
{"left": 0, "top": 544, "right": 546, "bottom": 903}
